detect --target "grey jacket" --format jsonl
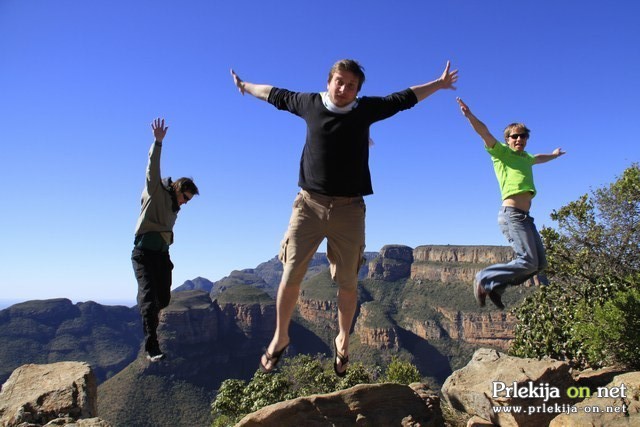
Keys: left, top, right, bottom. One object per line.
{"left": 133, "top": 141, "right": 179, "bottom": 246}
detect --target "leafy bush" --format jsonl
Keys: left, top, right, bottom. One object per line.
{"left": 384, "top": 356, "right": 421, "bottom": 384}
{"left": 210, "top": 353, "right": 419, "bottom": 426}
{"left": 511, "top": 164, "right": 640, "bottom": 368}
{"left": 574, "top": 287, "right": 640, "bottom": 369}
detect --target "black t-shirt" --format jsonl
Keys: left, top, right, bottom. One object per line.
{"left": 268, "top": 88, "right": 418, "bottom": 196}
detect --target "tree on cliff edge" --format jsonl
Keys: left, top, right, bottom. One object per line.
{"left": 511, "top": 164, "right": 640, "bottom": 369}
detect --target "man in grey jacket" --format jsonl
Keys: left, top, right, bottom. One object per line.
{"left": 132, "top": 118, "right": 199, "bottom": 361}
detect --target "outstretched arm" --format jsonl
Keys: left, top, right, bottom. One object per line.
{"left": 456, "top": 97, "right": 498, "bottom": 149}
{"left": 535, "top": 148, "right": 566, "bottom": 164}
{"left": 409, "top": 61, "right": 458, "bottom": 102}
{"left": 230, "top": 69, "right": 273, "bottom": 101}
{"left": 147, "top": 118, "right": 168, "bottom": 188}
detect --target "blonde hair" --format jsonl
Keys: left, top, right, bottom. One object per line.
{"left": 503, "top": 123, "right": 531, "bottom": 143}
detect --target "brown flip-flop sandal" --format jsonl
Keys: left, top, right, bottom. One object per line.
{"left": 259, "top": 344, "right": 289, "bottom": 373}
{"left": 333, "top": 338, "right": 349, "bottom": 377}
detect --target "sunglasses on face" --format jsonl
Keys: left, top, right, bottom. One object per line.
{"left": 182, "top": 192, "right": 192, "bottom": 202}
{"left": 509, "top": 133, "right": 529, "bottom": 140}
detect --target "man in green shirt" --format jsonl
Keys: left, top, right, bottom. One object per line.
{"left": 457, "top": 98, "right": 565, "bottom": 309}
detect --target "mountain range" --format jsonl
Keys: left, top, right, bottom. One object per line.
{"left": 0, "top": 244, "right": 536, "bottom": 426}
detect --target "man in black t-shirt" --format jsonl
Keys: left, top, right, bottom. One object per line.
{"left": 231, "top": 60, "right": 458, "bottom": 376}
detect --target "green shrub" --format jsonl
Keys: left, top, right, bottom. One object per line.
{"left": 511, "top": 164, "right": 640, "bottom": 368}
{"left": 384, "top": 356, "right": 421, "bottom": 384}
{"left": 574, "top": 287, "right": 640, "bottom": 369}
{"left": 510, "top": 284, "right": 585, "bottom": 363}
{"left": 210, "top": 354, "right": 418, "bottom": 426}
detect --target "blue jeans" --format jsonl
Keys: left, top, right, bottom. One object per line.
{"left": 477, "top": 206, "right": 549, "bottom": 294}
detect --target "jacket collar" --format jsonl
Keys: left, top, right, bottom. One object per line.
{"left": 162, "top": 177, "right": 180, "bottom": 213}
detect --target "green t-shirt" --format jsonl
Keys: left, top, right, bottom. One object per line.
{"left": 486, "top": 142, "right": 536, "bottom": 200}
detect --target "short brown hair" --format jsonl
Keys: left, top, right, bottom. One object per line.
{"left": 328, "top": 59, "right": 366, "bottom": 91}
{"left": 503, "top": 123, "right": 531, "bottom": 142}
{"left": 172, "top": 177, "right": 199, "bottom": 196}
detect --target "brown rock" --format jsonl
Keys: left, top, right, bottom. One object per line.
{"left": 550, "top": 371, "right": 640, "bottom": 427}
{"left": 0, "top": 362, "right": 107, "bottom": 427}
{"left": 236, "top": 383, "right": 443, "bottom": 427}
{"left": 441, "top": 348, "right": 577, "bottom": 427}
{"left": 466, "top": 415, "right": 496, "bottom": 426}
{"left": 574, "top": 366, "right": 630, "bottom": 390}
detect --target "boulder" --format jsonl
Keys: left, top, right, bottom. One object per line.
{"left": 0, "top": 361, "right": 110, "bottom": 427}
{"left": 441, "top": 348, "right": 577, "bottom": 427}
{"left": 550, "top": 371, "right": 640, "bottom": 426}
{"left": 236, "top": 382, "right": 442, "bottom": 426}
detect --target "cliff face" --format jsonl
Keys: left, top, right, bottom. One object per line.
{"left": 218, "top": 302, "right": 276, "bottom": 339}
{"left": 159, "top": 291, "right": 220, "bottom": 348}
{"left": 411, "top": 245, "right": 515, "bottom": 284}
{"left": 298, "top": 297, "right": 337, "bottom": 326}
{"left": 366, "top": 244, "right": 520, "bottom": 285}
{"left": 403, "top": 308, "right": 516, "bottom": 352}
{"left": 354, "top": 303, "right": 399, "bottom": 350}
{"left": 367, "top": 245, "right": 414, "bottom": 282}
{"left": 155, "top": 290, "right": 276, "bottom": 381}
{"left": 359, "top": 245, "right": 523, "bottom": 352}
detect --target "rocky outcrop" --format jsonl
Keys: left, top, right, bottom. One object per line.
{"left": 437, "top": 307, "right": 515, "bottom": 350}
{"left": 441, "top": 348, "right": 640, "bottom": 427}
{"left": 354, "top": 303, "right": 399, "bottom": 350}
{"left": 367, "top": 245, "right": 414, "bottom": 281}
{"left": 414, "top": 245, "right": 514, "bottom": 265}
{"left": 298, "top": 297, "right": 337, "bottom": 326}
{"left": 0, "top": 362, "right": 110, "bottom": 427}
{"left": 218, "top": 302, "right": 276, "bottom": 339}
{"left": 400, "top": 308, "right": 516, "bottom": 352}
{"left": 550, "top": 371, "right": 640, "bottom": 426}
{"left": 412, "top": 245, "right": 515, "bottom": 284}
{"left": 153, "top": 290, "right": 276, "bottom": 383}
{"left": 159, "top": 290, "right": 220, "bottom": 347}
{"left": 441, "top": 348, "right": 578, "bottom": 427}
{"left": 236, "top": 382, "right": 443, "bottom": 427}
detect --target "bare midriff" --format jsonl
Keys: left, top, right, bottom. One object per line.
{"left": 502, "top": 192, "right": 534, "bottom": 212}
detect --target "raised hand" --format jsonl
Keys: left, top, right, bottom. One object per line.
{"left": 440, "top": 61, "right": 459, "bottom": 90}
{"left": 151, "top": 118, "right": 168, "bottom": 142}
{"left": 553, "top": 148, "right": 566, "bottom": 157}
{"left": 230, "top": 69, "right": 245, "bottom": 95}
{"left": 456, "top": 97, "right": 471, "bottom": 117}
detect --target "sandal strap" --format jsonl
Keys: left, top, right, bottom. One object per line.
{"left": 336, "top": 352, "right": 349, "bottom": 364}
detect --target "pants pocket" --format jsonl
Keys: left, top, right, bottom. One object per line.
{"left": 278, "top": 237, "right": 289, "bottom": 263}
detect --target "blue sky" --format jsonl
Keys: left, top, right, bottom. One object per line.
{"left": 1, "top": 0, "right": 638, "bottom": 305}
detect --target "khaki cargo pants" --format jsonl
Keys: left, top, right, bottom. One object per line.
{"left": 279, "top": 190, "right": 366, "bottom": 290}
